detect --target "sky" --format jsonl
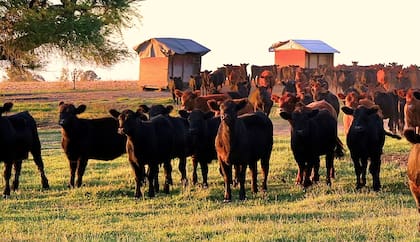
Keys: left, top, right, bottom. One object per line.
{"left": 24, "top": 0, "right": 420, "bottom": 81}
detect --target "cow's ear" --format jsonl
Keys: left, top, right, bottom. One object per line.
{"left": 235, "top": 98, "right": 248, "bottom": 112}
{"left": 109, "top": 109, "right": 120, "bottom": 119}
{"left": 166, "top": 105, "right": 174, "bottom": 114}
{"left": 414, "top": 91, "right": 420, "bottom": 100}
{"left": 368, "top": 107, "right": 378, "bottom": 115}
{"left": 204, "top": 111, "right": 215, "bottom": 119}
{"left": 280, "top": 111, "right": 291, "bottom": 120}
{"left": 207, "top": 100, "right": 220, "bottom": 112}
{"left": 309, "top": 109, "right": 319, "bottom": 118}
{"left": 59, "top": 101, "right": 64, "bottom": 106}
{"left": 337, "top": 93, "right": 346, "bottom": 100}
{"left": 3, "top": 102, "right": 13, "bottom": 112}
{"left": 341, "top": 106, "right": 354, "bottom": 115}
{"left": 178, "top": 110, "right": 189, "bottom": 119}
{"left": 138, "top": 104, "right": 150, "bottom": 113}
{"left": 76, "top": 105, "right": 86, "bottom": 114}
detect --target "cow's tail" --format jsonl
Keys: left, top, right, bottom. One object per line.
{"left": 335, "top": 136, "right": 345, "bottom": 158}
{"left": 385, "top": 130, "right": 402, "bottom": 140}
{"left": 404, "top": 129, "right": 420, "bottom": 144}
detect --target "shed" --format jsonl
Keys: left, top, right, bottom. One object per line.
{"left": 268, "top": 39, "right": 339, "bottom": 68}
{"left": 134, "top": 37, "right": 210, "bottom": 89}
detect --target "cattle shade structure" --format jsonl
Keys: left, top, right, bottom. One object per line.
{"left": 269, "top": 39, "right": 339, "bottom": 68}
{"left": 134, "top": 37, "right": 211, "bottom": 90}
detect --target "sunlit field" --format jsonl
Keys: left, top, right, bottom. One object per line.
{"left": 0, "top": 81, "right": 418, "bottom": 241}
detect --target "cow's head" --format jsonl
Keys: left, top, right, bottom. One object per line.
{"left": 58, "top": 102, "right": 86, "bottom": 128}
{"left": 272, "top": 92, "right": 301, "bottom": 114}
{"left": 0, "top": 102, "right": 13, "bottom": 116}
{"left": 280, "top": 107, "right": 319, "bottom": 137}
{"left": 342, "top": 106, "right": 378, "bottom": 133}
{"left": 148, "top": 104, "right": 173, "bottom": 118}
{"left": 213, "top": 99, "right": 248, "bottom": 126}
{"left": 109, "top": 109, "right": 138, "bottom": 136}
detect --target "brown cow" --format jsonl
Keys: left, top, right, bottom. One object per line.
{"left": 408, "top": 144, "right": 420, "bottom": 231}
{"left": 404, "top": 89, "right": 420, "bottom": 132}
{"left": 209, "top": 99, "right": 273, "bottom": 202}
{"left": 174, "top": 89, "right": 231, "bottom": 113}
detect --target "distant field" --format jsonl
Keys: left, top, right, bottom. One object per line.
{"left": 0, "top": 80, "right": 418, "bottom": 241}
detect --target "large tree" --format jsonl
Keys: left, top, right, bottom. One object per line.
{"left": 0, "top": 0, "right": 142, "bottom": 70}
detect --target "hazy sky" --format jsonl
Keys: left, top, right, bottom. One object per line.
{"left": 39, "top": 0, "right": 420, "bottom": 80}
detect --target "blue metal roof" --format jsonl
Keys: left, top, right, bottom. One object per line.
{"left": 269, "top": 39, "right": 339, "bottom": 53}
{"left": 293, "top": 39, "right": 339, "bottom": 53}
{"left": 134, "top": 37, "right": 210, "bottom": 57}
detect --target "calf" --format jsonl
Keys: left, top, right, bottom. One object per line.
{"left": 208, "top": 99, "right": 273, "bottom": 202}
{"left": 146, "top": 104, "right": 192, "bottom": 186}
{"left": 280, "top": 106, "right": 344, "bottom": 187}
{"left": 0, "top": 102, "right": 49, "bottom": 197}
{"left": 179, "top": 109, "right": 220, "bottom": 188}
{"left": 58, "top": 102, "right": 127, "bottom": 188}
{"left": 342, "top": 106, "right": 401, "bottom": 191}
{"left": 109, "top": 109, "right": 175, "bottom": 198}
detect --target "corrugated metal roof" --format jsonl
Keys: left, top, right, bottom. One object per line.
{"left": 269, "top": 39, "right": 339, "bottom": 53}
{"left": 134, "top": 37, "right": 210, "bottom": 58}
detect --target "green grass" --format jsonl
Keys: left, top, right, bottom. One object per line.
{"left": 0, "top": 93, "right": 419, "bottom": 241}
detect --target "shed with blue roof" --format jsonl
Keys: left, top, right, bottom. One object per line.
{"left": 269, "top": 39, "right": 339, "bottom": 68}
{"left": 134, "top": 37, "right": 210, "bottom": 89}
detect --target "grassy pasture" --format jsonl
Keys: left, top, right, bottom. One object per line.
{"left": 0, "top": 81, "right": 418, "bottom": 241}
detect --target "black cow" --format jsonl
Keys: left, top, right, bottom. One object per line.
{"left": 373, "top": 91, "right": 399, "bottom": 134}
{"left": 280, "top": 107, "right": 344, "bottom": 188}
{"left": 0, "top": 102, "right": 49, "bottom": 197}
{"left": 209, "top": 99, "right": 273, "bottom": 202}
{"left": 179, "top": 109, "right": 220, "bottom": 188}
{"left": 342, "top": 106, "right": 401, "bottom": 191}
{"left": 58, "top": 102, "right": 127, "bottom": 188}
{"left": 145, "top": 104, "right": 192, "bottom": 186}
{"left": 109, "top": 109, "right": 175, "bottom": 198}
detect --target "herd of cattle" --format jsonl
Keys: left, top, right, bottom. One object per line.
{"left": 1, "top": 63, "right": 420, "bottom": 210}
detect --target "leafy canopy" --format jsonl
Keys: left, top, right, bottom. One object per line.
{"left": 0, "top": 0, "right": 143, "bottom": 69}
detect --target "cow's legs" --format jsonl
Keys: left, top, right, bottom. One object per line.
{"left": 361, "top": 158, "right": 368, "bottom": 188}
{"left": 219, "top": 161, "right": 232, "bottom": 202}
{"left": 178, "top": 157, "right": 188, "bottom": 187}
{"left": 312, "top": 157, "right": 320, "bottom": 183}
{"left": 260, "top": 157, "right": 270, "bottom": 192}
{"left": 163, "top": 160, "right": 172, "bottom": 194}
{"left": 76, "top": 158, "right": 88, "bottom": 187}
{"left": 325, "top": 153, "right": 334, "bottom": 186}
{"left": 249, "top": 161, "right": 258, "bottom": 193}
{"left": 68, "top": 159, "right": 77, "bottom": 188}
{"left": 3, "top": 162, "right": 13, "bottom": 197}
{"left": 238, "top": 165, "right": 247, "bottom": 201}
{"left": 12, "top": 160, "right": 22, "bottom": 191}
{"left": 200, "top": 160, "right": 209, "bottom": 188}
{"left": 191, "top": 155, "right": 199, "bottom": 185}
{"left": 147, "top": 164, "right": 158, "bottom": 198}
{"left": 370, "top": 157, "right": 381, "bottom": 191}
{"left": 31, "top": 148, "right": 49, "bottom": 189}
{"left": 352, "top": 156, "right": 363, "bottom": 189}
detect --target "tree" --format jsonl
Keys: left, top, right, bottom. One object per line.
{"left": 0, "top": 0, "right": 142, "bottom": 71}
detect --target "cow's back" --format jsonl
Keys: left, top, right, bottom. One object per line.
{"left": 239, "top": 112, "right": 273, "bottom": 160}
{"left": 292, "top": 110, "right": 337, "bottom": 157}
{"left": 62, "top": 117, "right": 126, "bottom": 160}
